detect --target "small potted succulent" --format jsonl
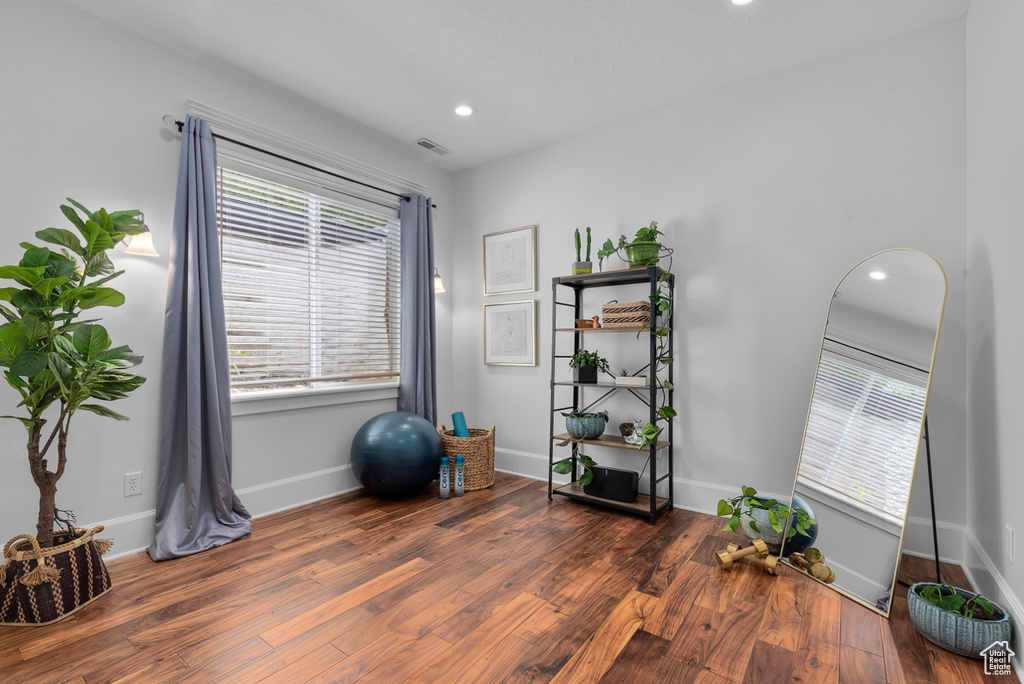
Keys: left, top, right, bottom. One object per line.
{"left": 572, "top": 226, "right": 593, "bottom": 274}
{"left": 717, "top": 485, "right": 817, "bottom": 555}
{"left": 597, "top": 220, "right": 673, "bottom": 270}
{"left": 907, "top": 583, "right": 1014, "bottom": 658}
{"left": 569, "top": 348, "right": 609, "bottom": 384}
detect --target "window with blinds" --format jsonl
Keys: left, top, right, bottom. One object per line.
{"left": 798, "top": 348, "right": 927, "bottom": 526}
{"left": 217, "top": 167, "right": 401, "bottom": 392}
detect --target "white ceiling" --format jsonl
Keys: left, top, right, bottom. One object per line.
{"left": 63, "top": 0, "right": 971, "bottom": 172}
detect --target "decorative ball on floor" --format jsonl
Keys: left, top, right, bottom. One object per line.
{"left": 350, "top": 411, "right": 441, "bottom": 499}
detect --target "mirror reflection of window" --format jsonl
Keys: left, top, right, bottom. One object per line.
{"left": 799, "top": 347, "right": 927, "bottom": 526}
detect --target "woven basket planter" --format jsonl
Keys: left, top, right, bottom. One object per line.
{"left": 907, "top": 582, "right": 1014, "bottom": 658}
{"left": 0, "top": 525, "right": 113, "bottom": 626}
{"left": 602, "top": 300, "right": 651, "bottom": 328}
{"left": 439, "top": 424, "right": 495, "bottom": 491}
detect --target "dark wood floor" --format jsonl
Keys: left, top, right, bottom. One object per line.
{"left": 0, "top": 473, "right": 1016, "bottom": 683}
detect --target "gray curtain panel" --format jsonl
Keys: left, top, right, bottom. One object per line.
{"left": 397, "top": 194, "right": 437, "bottom": 425}
{"left": 148, "top": 114, "right": 251, "bottom": 561}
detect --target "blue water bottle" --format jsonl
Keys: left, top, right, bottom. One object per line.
{"left": 439, "top": 456, "right": 450, "bottom": 499}
{"left": 454, "top": 455, "right": 465, "bottom": 497}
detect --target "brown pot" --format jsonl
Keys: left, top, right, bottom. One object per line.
{"left": 0, "top": 525, "right": 113, "bottom": 626}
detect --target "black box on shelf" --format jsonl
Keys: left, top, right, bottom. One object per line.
{"left": 583, "top": 465, "right": 639, "bottom": 503}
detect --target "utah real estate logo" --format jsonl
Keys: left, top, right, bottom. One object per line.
{"left": 980, "top": 640, "right": 1015, "bottom": 677}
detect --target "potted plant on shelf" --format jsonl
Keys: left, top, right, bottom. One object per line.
{"left": 717, "top": 485, "right": 817, "bottom": 555}
{"left": 597, "top": 220, "right": 673, "bottom": 270}
{"left": 569, "top": 348, "right": 609, "bottom": 384}
{"left": 614, "top": 369, "right": 649, "bottom": 387}
{"left": 907, "top": 583, "right": 1014, "bottom": 658}
{"left": 572, "top": 226, "right": 592, "bottom": 274}
{"left": 562, "top": 410, "right": 608, "bottom": 440}
{"left": 0, "top": 198, "right": 148, "bottom": 625}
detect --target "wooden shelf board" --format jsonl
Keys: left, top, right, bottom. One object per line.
{"left": 555, "top": 327, "right": 648, "bottom": 333}
{"left": 552, "top": 433, "right": 669, "bottom": 451}
{"left": 552, "top": 481, "right": 672, "bottom": 516}
{"left": 555, "top": 266, "right": 668, "bottom": 288}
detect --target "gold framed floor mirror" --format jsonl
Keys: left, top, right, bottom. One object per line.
{"left": 781, "top": 248, "right": 947, "bottom": 616}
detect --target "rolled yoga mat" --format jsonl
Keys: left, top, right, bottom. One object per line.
{"left": 452, "top": 411, "right": 470, "bottom": 438}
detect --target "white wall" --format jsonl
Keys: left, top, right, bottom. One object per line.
{"left": 0, "top": 1, "right": 453, "bottom": 556}
{"left": 965, "top": 0, "right": 1024, "bottom": 653}
{"left": 452, "top": 20, "right": 968, "bottom": 559}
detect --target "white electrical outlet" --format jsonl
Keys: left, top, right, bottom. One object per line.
{"left": 124, "top": 471, "right": 143, "bottom": 497}
{"left": 1005, "top": 525, "right": 1014, "bottom": 565}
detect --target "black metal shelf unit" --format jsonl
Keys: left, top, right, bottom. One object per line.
{"left": 547, "top": 265, "right": 675, "bottom": 523}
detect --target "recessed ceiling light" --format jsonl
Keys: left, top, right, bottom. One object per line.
{"left": 869, "top": 271, "right": 887, "bottom": 280}
{"left": 454, "top": 104, "right": 476, "bottom": 117}
{"left": 732, "top": 0, "right": 755, "bottom": 5}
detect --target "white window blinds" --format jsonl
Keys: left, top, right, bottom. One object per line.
{"left": 217, "top": 167, "right": 401, "bottom": 392}
{"left": 797, "top": 346, "right": 927, "bottom": 526}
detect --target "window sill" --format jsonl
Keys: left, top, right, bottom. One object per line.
{"left": 231, "top": 382, "right": 399, "bottom": 416}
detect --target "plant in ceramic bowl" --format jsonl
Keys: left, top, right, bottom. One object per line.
{"left": 562, "top": 410, "right": 608, "bottom": 440}
{"left": 907, "top": 583, "right": 1014, "bottom": 658}
{"left": 717, "top": 485, "right": 816, "bottom": 554}
{"left": 597, "top": 220, "right": 673, "bottom": 269}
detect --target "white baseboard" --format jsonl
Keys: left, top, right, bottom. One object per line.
{"left": 89, "top": 464, "right": 362, "bottom": 561}
{"left": 495, "top": 448, "right": 966, "bottom": 563}
{"left": 962, "top": 528, "right": 1023, "bottom": 674}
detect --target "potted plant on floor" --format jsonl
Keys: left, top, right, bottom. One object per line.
{"left": 907, "top": 583, "right": 1014, "bottom": 658}
{"left": 569, "top": 348, "right": 609, "bottom": 384}
{"left": 572, "top": 226, "right": 593, "bottom": 274}
{"left": 0, "top": 198, "right": 148, "bottom": 625}
{"left": 717, "top": 485, "right": 817, "bottom": 555}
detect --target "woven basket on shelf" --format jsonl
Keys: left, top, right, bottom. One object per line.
{"left": 438, "top": 424, "right": 496, "bottom": 491}
{"left": 601, "top": 300, "right": 651, "bottom": 328}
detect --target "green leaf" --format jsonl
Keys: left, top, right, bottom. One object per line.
{"left": 725, "top": 517, "right": 740, "bottom": 532}
{"left": 76, "top": 287, "right": 125, "bottom": 309}
{"left": 658, "top": 405, "right": 677, "bottom": 419}
{"left": 742, "top": 485, "right": 758, "bottom": 498}
{"left": 83, "top": 252, "right": 115, "bottom": 277}
{"left": 73, "top": 323, "right": 111, "bottom": 359}
{"left": 579, "top": 470, "right": 594, "bottom": 487}
{"left": 0, "top": 287, "right": 18, "bottom": 302}
{"left": 973, "top": 596, "right": 996, "bottom": 616}
{"left": 663, "top": 380, "right": 674, "bottom": 390}
{"left": 65, "top": 198, "right": 94, "bottom": 221}
{"left": 11, "top": 349, "right": 49, "bottom": 378}
{"left": 78, "top": 404, "right": 129, "bottom": 421}
{"left": 717, "top": 501, "right": 734, "bottom": 516}
{"left": 19, "top": 247, "right": 51, "bottom": 269}
{"left": 12, "top": 315, "right": 47, "bottom": 345}
{"left": 36, "top": 227, "right": 86, "bottom": 256}
{"left": 0, "top": 325, "right": 29, "bottom": 363}
{"left": 0, "top": 415, "right": 36, "bottom": 430}
{"left": 552, "top": 460, "right": 573, "bottom": 475}
{"left": 60, "top": 203, "right": 87, "bottom": 231}
{"left": 11, "top": 289, "right": 45, "bottom": 312}
{"left": 748, "top": 519, "right": 760, "bottom": 532}
{"left": 81, "top": 219, "right": 115, "bottom": 253}
{"left": 0, "top": 264, "right": 47, "bottom": 288}
{"left": 4, "top": 370, "right": 29, "bottom": 388}
{"left": 32, "top": 276, "right": 69, "bottom": 296}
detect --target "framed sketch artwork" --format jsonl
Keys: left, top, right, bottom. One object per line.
{"left": 483, "top": 300, "right": 536, "bottom": 366}
{"left": 483, "top": 225, "right": 536, "bottom": 295}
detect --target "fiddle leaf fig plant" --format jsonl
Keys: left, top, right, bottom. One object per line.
{"left": 0, "top": 199, "right": 148, "bottom": 548}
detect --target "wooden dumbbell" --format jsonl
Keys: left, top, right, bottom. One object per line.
{"left": 716, "top": 538, "right": 769, "bottom": 570}
{"left": 790, "top": 550, "right": 836, "bottom": 584}
{"left": 725, "top": 543, "right": 780, "bottom": 575}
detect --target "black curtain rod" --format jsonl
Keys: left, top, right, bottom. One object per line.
{"left": 171, "top": 119, "right": 435, "bottom": 209}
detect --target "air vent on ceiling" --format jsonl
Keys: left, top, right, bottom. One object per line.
{"left": 416, "top": 138, "right": 451, "bottom": 156}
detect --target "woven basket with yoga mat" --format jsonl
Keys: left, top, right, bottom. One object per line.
{"left": 0, "top": 525, "right": 112, "bottom": 626}
{"left": 439, "top": 424, "right": 496, "bottom": 491}
{"left": 602, "top": 300, "right": 652, "bottom": 328}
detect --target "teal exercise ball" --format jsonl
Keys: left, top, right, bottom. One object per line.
{"left": 350, "top": 411, "right": 441, "bottom": 498}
